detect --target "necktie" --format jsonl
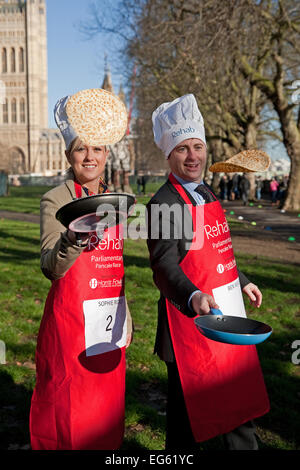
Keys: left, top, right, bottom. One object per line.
{"left": 194, "top": 184, "right": 217, "bottom": 203}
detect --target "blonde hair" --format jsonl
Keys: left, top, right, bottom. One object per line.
{"left": 65, "top": 136, "right": 83, "bottom": 159}
{"left": 65, "top": 137, "right": 108, "bottom": 158}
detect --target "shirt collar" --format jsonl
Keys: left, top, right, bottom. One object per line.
{"left": 172, "top": 173, "right": 204, "bottom": 190}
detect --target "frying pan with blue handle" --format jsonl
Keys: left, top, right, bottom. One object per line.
{"left": 194, "top": 308, "right": 272, "bottom": 345}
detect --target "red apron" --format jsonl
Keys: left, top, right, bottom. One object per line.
{"left": 166, "top": 174, "right": 269, "bottom": 442}
{"left": 30, "top": 182, "right": 127, "bottom": 450}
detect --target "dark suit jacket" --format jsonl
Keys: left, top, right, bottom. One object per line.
{"left": 146, "top": 178, "right": 250, "bottom": 362}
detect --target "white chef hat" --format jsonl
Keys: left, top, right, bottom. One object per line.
{"left": 152, "top": 94, "right": 206, "bottom": 158}
{"left": 54, "top": 95, "right": 78, "bottom": 150}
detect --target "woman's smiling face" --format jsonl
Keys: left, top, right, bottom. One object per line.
{"left": 66, "top": 141, "right": 109, "bottom": 187}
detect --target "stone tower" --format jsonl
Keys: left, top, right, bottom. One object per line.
{"left": 0, "top": 0, "right": 65, "bottom": 176}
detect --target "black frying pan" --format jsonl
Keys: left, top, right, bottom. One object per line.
{"left": 56, "top": 192, "right": 136, "bottom": 232}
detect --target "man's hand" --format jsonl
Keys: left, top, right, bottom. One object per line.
{"left": 242, "top": 283, "right": 262, "bottom": 308}
{"left": 191, "top": 292, "right": 219, "bottom": 316}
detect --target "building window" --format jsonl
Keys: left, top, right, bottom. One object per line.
{"left": 2, "top": 48, "right": 7, "bottom": 73}
{"left": 20, "top": 97, "right": 25, "bottom": 122}
{"left": 11, "top": 98, "right": 17, "bottom": 123}
{"left": 3, "top": 98, "right": 8, "bottom": 123}
{"left": 10, "top": 48, "right": 16, "bottom": 73}
{"left": 19, "top": 47, "right": 24, "bottom": 72}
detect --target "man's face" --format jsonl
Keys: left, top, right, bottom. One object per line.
{"left": 168, "top": 138, "right": 207, "bottom": 183}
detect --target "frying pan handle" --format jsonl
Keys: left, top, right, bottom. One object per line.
{"left": 210, "top": 308, "right": 223, "bottom": 316}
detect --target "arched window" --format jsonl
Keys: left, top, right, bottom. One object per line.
{"left": 19, "top": 47, "right": 24, "bottom": 72}
{"left": 10, "top": 48, "right": 16, "bottom": 73}
{"left": 11, "top": 98, "right": 17, "bottom": 123}
{"left": 3, "top": 98, "right": 8, "bottom": 123}
{"left": 9, "top": 148, "right": 26, "bottom": 174}
{"left": 20, "top": 98, "right": 25, "bottom": 123}
{"left": 2, "top": 48, "right": 7, "bottom": 73}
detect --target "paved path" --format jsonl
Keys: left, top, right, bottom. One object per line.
{"left": 0, "top": 210, "right": 40, "bottom": 224}
{"left": 1, "top": 198, "right": 299, "bottom": 245}
{"left": 1, "top": 200, "right": 299, "bottom": 264}
{"left": 221, "top": 199, "right": 300, "bottom": 243}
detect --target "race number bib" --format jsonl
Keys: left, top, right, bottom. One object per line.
{"left": 83, "top": 296, "right": 127, "bottom": 356}
{"left": 212, "top": 278, "right": 247, "bottom": 318}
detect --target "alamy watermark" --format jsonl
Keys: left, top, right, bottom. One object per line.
{"left": 0, "top": 340, "right": 6, "bottom": 364}
{"left": 92, "top": 200, "right": 207, "bottom": 250}
{"left": 291, "top": 340, "right": 300, "bottom": 365}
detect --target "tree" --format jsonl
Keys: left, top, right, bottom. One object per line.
{"left": 83, "top": 0, "right": 300, "bottom": 209}
{"left": 238, "top": 0, "right": 300, "bottom": 210}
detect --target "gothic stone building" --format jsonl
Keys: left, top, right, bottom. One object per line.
{"left": 0, "top": 0, "right": 66, "bottom": 176}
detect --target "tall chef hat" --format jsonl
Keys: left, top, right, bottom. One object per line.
{"left": 54, "top": 88, "right": 128, "bottom": 150}
{"left": 152, "top": 94, "right": 206, "bottom": 158}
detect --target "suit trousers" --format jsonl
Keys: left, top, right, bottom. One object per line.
{"left": 165, "top": 361, "right": 258, "bottom": 450}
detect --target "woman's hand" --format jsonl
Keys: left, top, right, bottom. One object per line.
{"left": 67, "top": 229, "right": 90, "bottom": 246}
{"left": 242, "top": 283, "right": 262, "bottom": 308}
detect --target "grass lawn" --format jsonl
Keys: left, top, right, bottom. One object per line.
{"left": 0, "top": 186, "right": 299, "bottom": 450}
{"left": 0, "top": 184, "right": 161, "bottom": 215}
{"left": 0, "top": 186, "right": 52, "bottom": 214}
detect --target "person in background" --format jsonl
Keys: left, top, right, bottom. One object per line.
{"left": 137, "top": 174, "right": 142, "bottom": 194}
{"left": 270, "top": 177, "right": 279, "bottom": 206}
{"left": 277, "top": 177, "right": 287, "bottom": 208}
{"left": 239, "top": 173, "right": 250, "bottom": 206}
{"left": 141, "top": 175, "right": 147, "bottom": 194}
{"left": 219, "top": 175, "right": 228, "bottom": 201}
{"left": 256, "top": 176, "right": 263, "bottom": 201}
{"left": 232, "top": 173, "right": 240, "bottom": 200}
{"left": 227, "top": 175, "right": 234, "bottom": 201}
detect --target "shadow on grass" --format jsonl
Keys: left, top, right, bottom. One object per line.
{"left": 237, "top": 256, "right": 300, "bottom": 295}
{"left": 8, "top": 186, "right": 53, "bottom": 199}
{"left": 123, "top": 333, "right": 300, "bottom": 450}
{"left": 0, "top": 247, "right": 40, "bottom": 264}
{"left": 0, "top": 369, "right": 32, "bottom": 450}
{"left": 0, "top": 228, "right": 39, "bottom": 244}
{"left": 123, "top": 254, "right": 150, "bottom": 270}
{"left": 0, "top": 229, "right": 40, "bottom": 264}
{"left": 1, "top": 338, "right": 299, "bottom": 450}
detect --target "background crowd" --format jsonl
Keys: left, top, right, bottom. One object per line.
{"left": 214, "top": 173, "right": 289, "bottom": 207}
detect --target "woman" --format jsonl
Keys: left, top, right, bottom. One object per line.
{"left": 270, "top": 177, "right": 279, "bottom": 205}
{"left": 30, "top": 90, "right": 133, "bottom": 450}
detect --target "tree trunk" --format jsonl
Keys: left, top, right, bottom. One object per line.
{"left": 244, "top": 120, "right": 258, "bottom": 200}
{"left": 207, "top": 137, "right": 224, "bottom": 194}
{"left": 278, "top": 114, "right": 300, "bottom": 211}
{"left": 240, "top": 56, "right": 300, "bottom": 211}
{"left": 284, "top": 154, "right": 300, "bottom": 211}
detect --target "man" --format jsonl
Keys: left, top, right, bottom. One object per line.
{"left": 239, "top": 173, "right": 250, "bottom": 206}
{"left": 146, "top": 94, "right": 269, "bottom": 450}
